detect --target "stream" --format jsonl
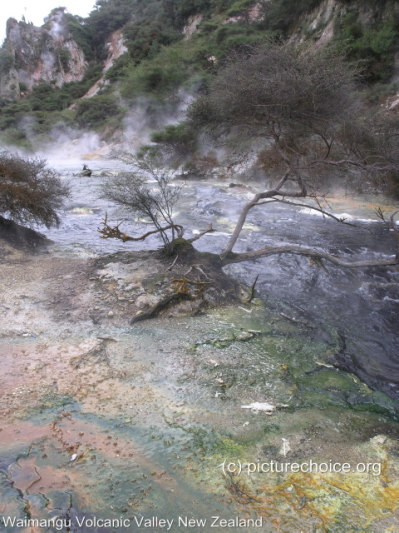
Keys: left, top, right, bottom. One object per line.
{"left": 1, "top": 159, "right": 399, "bottom": 532}
{"left": 43, "top": 161, "right": 399, "bottom": 402}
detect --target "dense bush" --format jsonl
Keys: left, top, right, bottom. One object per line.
{"left": 0, "top": 151, "right": 70, "bottom": 227}
{"left": 226, "top": 0, "right": 256, "bottom": 18}
{"left": 0, "top": 61, "right": 104, "bottom": 137}
{"left": 335, "top": 15, "right": 399, "bottom": 82}
{"left": 29, "top": 84, "right": 72, "bottom": 112}
{"left": 0, "top": 50, "right": 14, "bottom": 74}
{"left": 121, "top": 50, "right": 191, "bottom": 97}
{"left": 58, "top": 49, "right": 71, "bottom": 73}
{"left": 173, "top": 0, "right": 213, "bottom": 27}
{"left": 263, "top": 0, "right": 324, "bottom": 34}
{"left": 124, "top": 21, "right": 182, "bottom": 63}
{"left": 151, "top": 122, "right": 197, "bottom": 156}
{"left": 66, "top": 14, "right": 94, "bottom": 60}
{"left": 75, "top": 95, "right": 120, "bottom": 128}
{"left": 86, "top": 0, "right": 137, "bottom": 59}
{"left": 105, "top": 53, "right": 133, "bottom": 82}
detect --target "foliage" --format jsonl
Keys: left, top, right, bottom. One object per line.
{"left": 61, "top": 62, "right": 104, "bottom": 99}
{"left": 226, "top": 0, "right": 256, "bottom": 18}
{"left": 261, "top": 0, "right": 324, "bottom": 35}
{"left": 87, "top": 0, "right": 137, "bottom": 59}
{"left": 0, "top": 151, "right": 70, "bottom": 227}
{"left": 188, "top": 44, "right": 357, "bottom": 144}
{"left": 172, "top": 0, "right": 213, "bottom": 27}
{"left": 105, "top": 53, "right": 133, "bottom": 82}
{"left": 0, "top": 100, "right": 32, "bottom": 130}
{"left": 151, "top": 122, "right": 197, "bottom": 156}
{"left": 334, "top": 15, "right": 399, "bottom": 82}
{"left": 58, "top": 48, "right": 71, "bottom": 73}
{"left": 124, "top": 20, "right": 181, "bottom": 63}
{"left": 120, "top": 50, "right": 192, "bottom": 96}
{"left": 29, "top": 84, "right": 70, "bottom": 112}
{"left": 0, "top": 50, "right": 14, "bottom": 74}
{"left": 0, "top": 59, "right": 105, "bottom": 138}
{"left": 75, "top": 95, "right": 121, "bottom": 128}
{"left": 188, "top": 42, "right": 399, "bottom": 193}
{"left": 66, "top": 13, "right": 94, "bottom": 60}
{"left": 119, "top": 16, "right": 274, "bottom": 99}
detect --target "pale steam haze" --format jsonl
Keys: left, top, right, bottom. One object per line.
{"left": 0, "top": 0, "right": 96, "bottom": 44}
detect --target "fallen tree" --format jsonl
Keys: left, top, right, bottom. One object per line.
{"left": 101, "top": 44, "right": 398, "bottom": 276}
{"left": 186, "top": 43, "right": 399, "bottom": 268}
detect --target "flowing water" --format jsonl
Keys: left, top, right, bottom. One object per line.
{"left": 1, "top": 160, "right": 399, "bottom": 532}
{"left": 44, "top": 164, "right": 399, "bottom": 401}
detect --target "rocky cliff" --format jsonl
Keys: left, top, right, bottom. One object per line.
{"left": 0, "top": 8, "right": 87, "bottom": 100}
{"left": 0, "top": 0, "right": 397, "bottom": 149}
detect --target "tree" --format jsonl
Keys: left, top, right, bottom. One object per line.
{"left": 0, "top": 151, "right": 70, "bottom": 228}
{"left": 187, "top": 43, "right": 399, "bottom": 268}
{"left": 99, "top": 148, "right": 185, "bottom": 253}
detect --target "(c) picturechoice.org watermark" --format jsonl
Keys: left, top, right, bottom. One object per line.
{"left": 218, "top": 459, "right": 382, "bottom": 476}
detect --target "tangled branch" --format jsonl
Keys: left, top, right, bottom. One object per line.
{"left": 98, "top": 214, "right": 183, "bottom": 242}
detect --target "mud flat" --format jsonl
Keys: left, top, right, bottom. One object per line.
{"left": 1, "top": 239, "right": 399, "bottom": 532}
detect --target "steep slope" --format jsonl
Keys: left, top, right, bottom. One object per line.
{"left": 0, "top": 0, "right": 397, "bottom": 151}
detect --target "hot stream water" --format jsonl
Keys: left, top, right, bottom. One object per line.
{"left": 44, "top": 163, "right": 399, "bottom": 402}
{"left": 1, "top": 160, "right": 399, "bottom": 531}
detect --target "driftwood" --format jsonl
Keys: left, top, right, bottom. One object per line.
{"left": 130, "top": 292, "right": 191, "bottom": 324}
{"left": 98, "top": 214, "right": 183, "bottom": 242}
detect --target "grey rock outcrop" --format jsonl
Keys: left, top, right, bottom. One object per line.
{"left": 0, "top": 8, "right": 86, "bottom": 100}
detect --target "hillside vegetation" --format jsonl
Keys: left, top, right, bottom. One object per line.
{"left": 0, "top": 0, "right": 398, "bottom": 192}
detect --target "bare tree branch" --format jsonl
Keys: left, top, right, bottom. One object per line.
{"left": 187, "top": 225, "right": 215, "bottom": 243}
{"left": 271, "top": 198, "right": 359, "bottom": 228}
{"left": 221, "top": 171, "right": 306, "bottom": 257}
{"left": 98, "top": 215, "right": 183, "bottom": 242}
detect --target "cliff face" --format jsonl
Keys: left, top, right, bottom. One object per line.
{"left": 0, "top": 8, "right": 86, "bottom": 100}
{"left": 81, "top": 29, "right": 127, "bottom": 100}
{"left": 290, "top": 0, "right": 398, "bottom": 47}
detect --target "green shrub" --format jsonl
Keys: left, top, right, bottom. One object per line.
{"left": 29, "top": 84, "right": 73, "bottom": 112}
{"left": 0, "top": 50, "right": 14, "bottom": 74}
{"left": 173, "top": 0, "right": 213, "bottom": 28}
{"left": 121, "top": 50, "right": 190, "bottom": 97}
{"left": 86, "top": 0, "right": 137, "bottom": 59}
{"left": 75, "top": 95, "right": 120, "bottom": 128}
{"left": 0, "top": 101, "right": 32, "bottom": 130}
{"left": 105, "top": 53, "right": 133, "bottom": 81}
{"left": 264, "top": 0, "right": 324, "bottom": 34}
{"left": 66, "top": 13, "right": 94, "bottom": 60}
{"left": 58, "top": 48, "right": 71, "bottom": 72}
{"left": 335, "top": 17, "right": 398, "bottom": 82}
{"left": 226, "top": 0, "right": 256, "bottom": 18}
{"left": 0, "top": 129, "right": 32, "bottom": 150}
{"left": 124, "top": 20, "right": 182, "bottom": 63}
{"left": 151, "top": 122, "right": 197, "bottom": 155}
